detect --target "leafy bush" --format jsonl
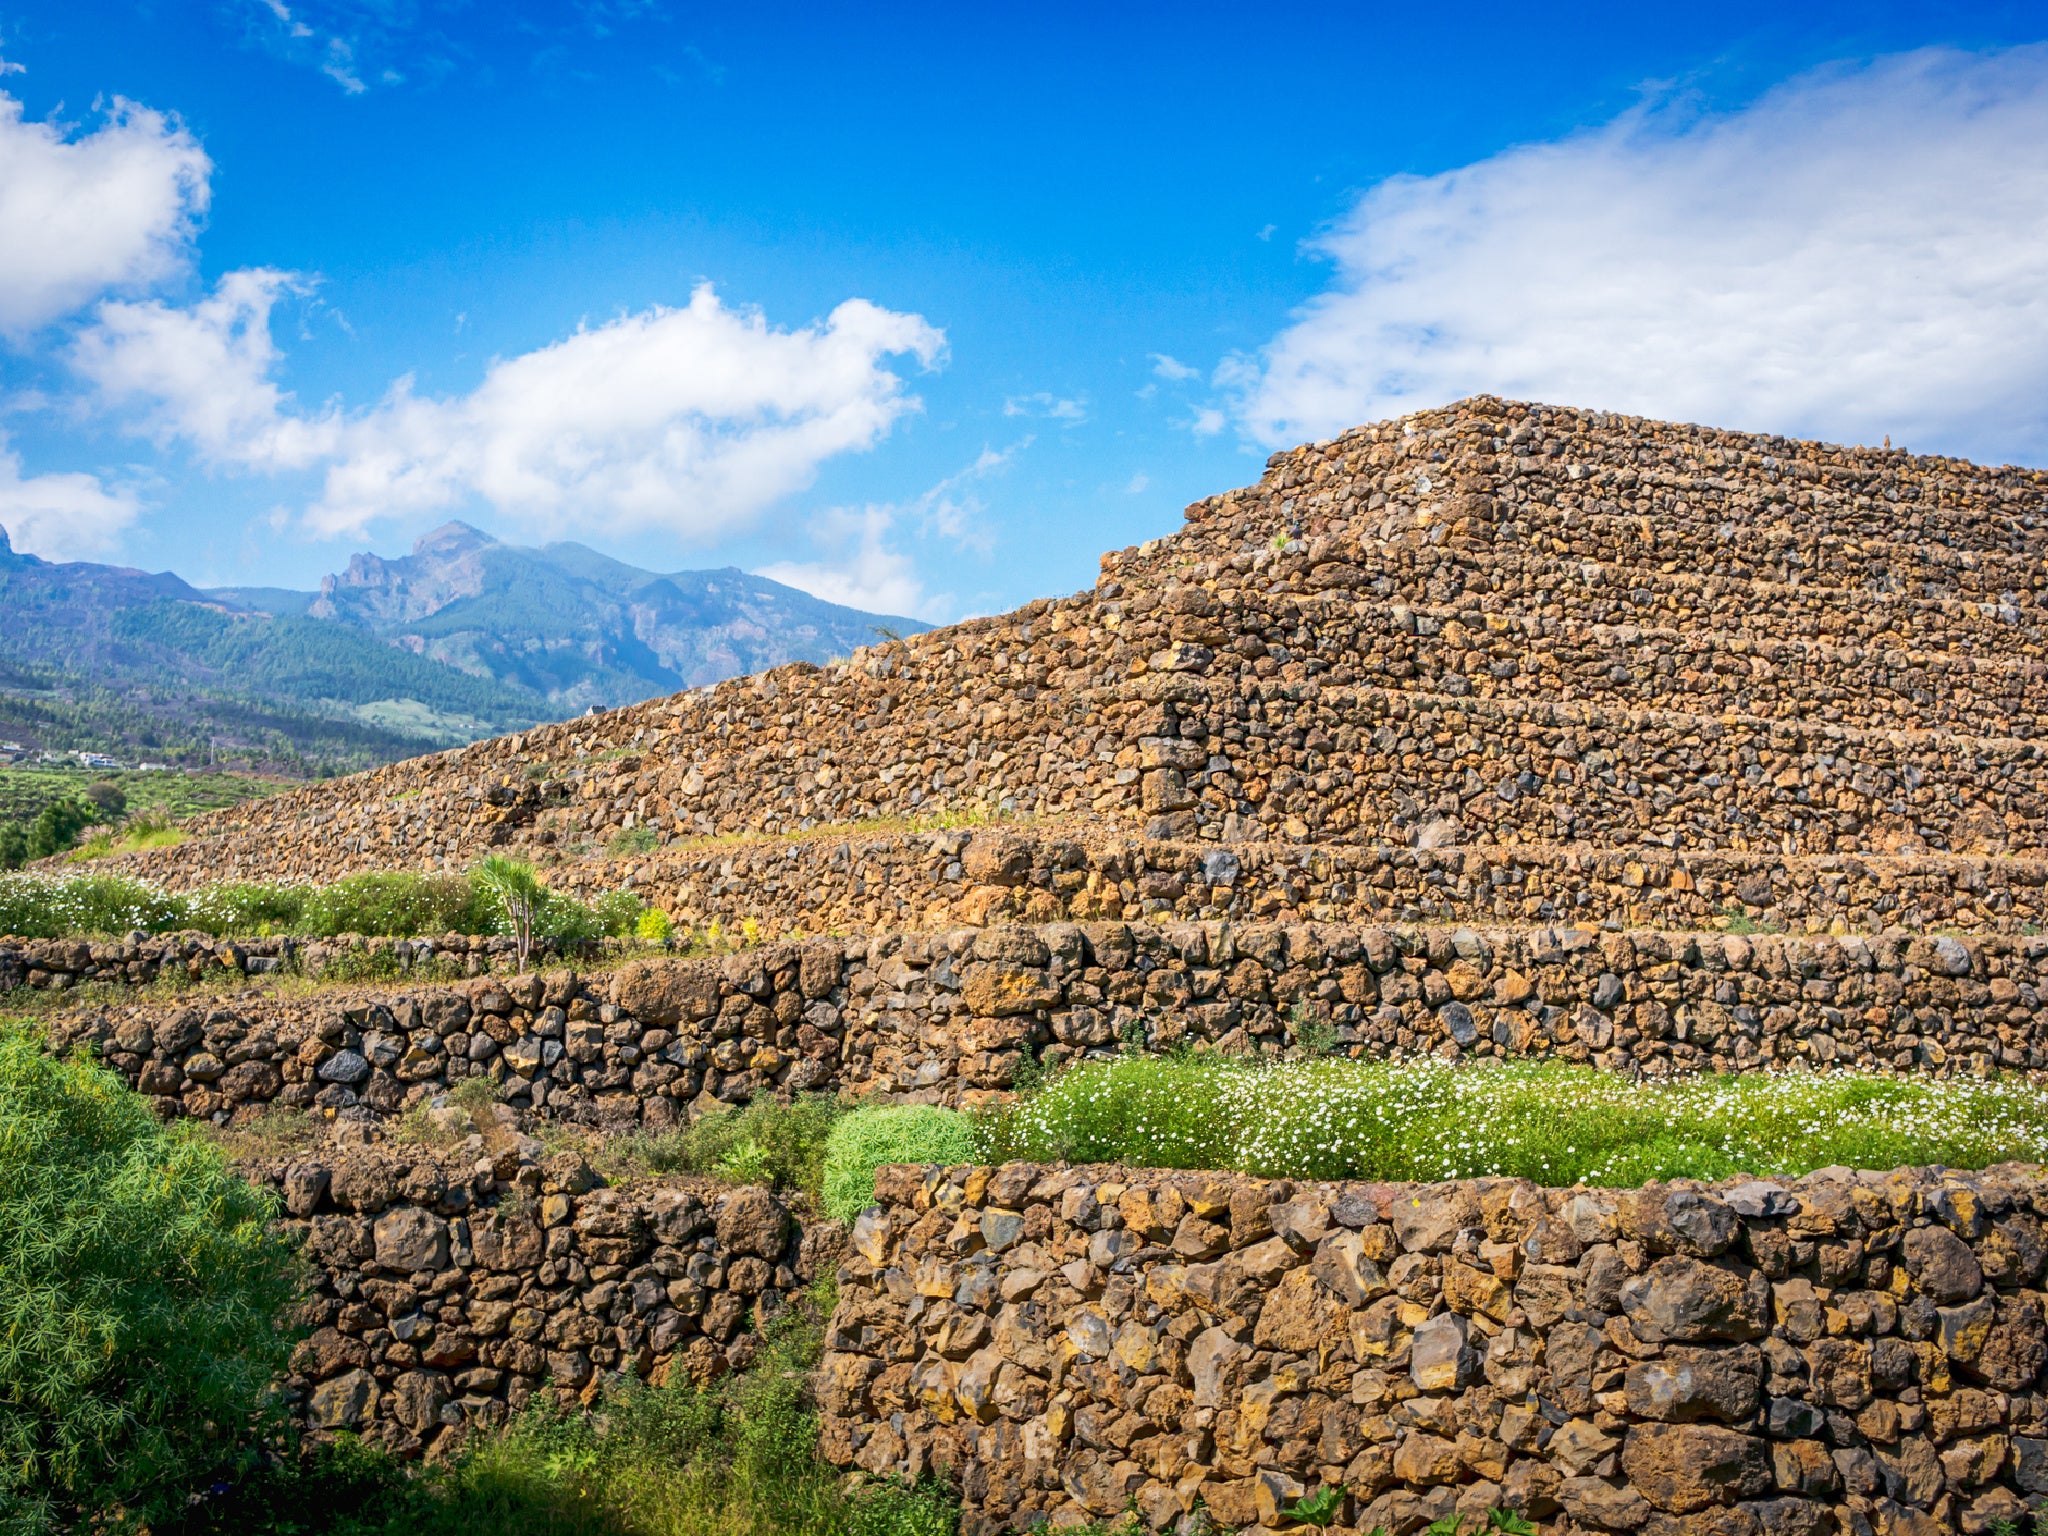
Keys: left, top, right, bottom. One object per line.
{"left": 982, "top": 1055, "right": 2048, "bottom": 1187}
{"left": 821, "top": 1106, "right": 980, "bottom": 1223}
{"left": 625, "top": 1096, "right": 846, "bottom": 1196}
{"left": 589, "top": 890, "right": 649, "bottom": 939}
{"left": 636, "top": 906, "right": 673, "bottom": 942}
{"left": 0, "top": 1026, "right": 300, "bottom": 1533}
{"left": 82, "top": 783, "right": 127, "bottom": 819}
{"left": 0, "top": 799, "right": 111, "bottom": 869}
{"left": 0, "top": 866, "right": 652, "bottom": 948}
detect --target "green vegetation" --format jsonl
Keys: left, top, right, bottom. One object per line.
{"left": 0, "top": 797, "right": 106, "bottom": 870}
{"left": 162, "top": 1288, "right": 953, "bottom": 1536}
{"left": 821, "top": 1107, "right": 980, "bottom": 1223}
{"left": 0, "top": 1025, "right": 300, "bottom": 1534}
{"left": 975, "top": 1055, "right": 2048, "bottom": 1188}
{"left": 102, "top": 602, "right": 543, "bottom": 741}
{"left": 475, "top": 856, "right": 547, "bottom": 970}
{"left": 0, "top": 650, "right": 492, "bottom": 778}
{"left": 0, "top": 1019, "right": 946, "bottom": 1535}
{"left": 0, "top": 766, "right": 285, "bottom": 870}
{"left": 0, "top": 866, "right": 666, "bottom": 946}
{"left": 0, "top": 768, "right": 263, "bottom": 828}
{"left": 609, "top": 1095, "right": 848, "bottom": 1195}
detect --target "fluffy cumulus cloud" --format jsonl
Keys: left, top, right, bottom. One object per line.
{"left": 0, "top": 85, "right": 210, "bottom": 332}
{"left": 759, "top": 443, "right": 1019, "bottom": 621}
{"left": 1229, "top": 46, "right": 2048, "bottom": 462}
{"left": 75, "top": 280, "right": 945, "bottom": 542}
{"left": 758, "top": 504, "right": 927, "bottom": 618}
{"left": 71, "top": 269, "right": 340, "bottom": 469}
{"left": 307, "top": 286, "right": 943, "bottom": 538}
{"left": 0, "top": 442, "right": 140, "bottom": 560}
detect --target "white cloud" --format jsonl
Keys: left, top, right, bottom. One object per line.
{"left": 0, "top": 441, "right": 140, "bottom": 560}
{"left": 758, "top": 505, "right": 929, "bottom": 618}
{"left": 0, "top": 84, "right": 210, "bottom": 331}
{"left": 1149, "top": 353, "right": 1198, "bottom": 382}
{"left": 76, "top": 279, "right": 946, "bottom": 543}
{"left": 1230, "top": 46, "right": 2048, "bottom": 462}
{"left": 757, "top": 443, "right": 1022, "bottom": 621}
{"left": 72, "top": 269, "right": 340, "bottom": 469}
{"left": 1185, "top": 406, "right": 1225, "bottom": 437}
{"left": 1003, "top": 391, "right": 1087, "bottom": 423}
{"left": 1125, "top": 472, "right": 1149, "bottom": 494}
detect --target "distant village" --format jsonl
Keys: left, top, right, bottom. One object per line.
{"left": 0, "top": 742, "right": 174, "bottom": 773}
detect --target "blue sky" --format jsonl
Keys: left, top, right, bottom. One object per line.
{"left": 2, "top": 2, "right": 2046, "bottom": 620}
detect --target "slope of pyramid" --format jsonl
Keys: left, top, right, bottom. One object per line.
{"left": 111, "top": 395, "right": 2048, "bottom": 937}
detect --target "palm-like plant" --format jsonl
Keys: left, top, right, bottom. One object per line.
{"left": 473, "top": 855, "right": 545, "bottom": 973}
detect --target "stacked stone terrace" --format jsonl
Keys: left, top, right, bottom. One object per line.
{"left": 24, "top": 399, "right": 2048, "bottom": 1529}
{"left": 104, "top": 395, "right": 2048, "bottom": 941}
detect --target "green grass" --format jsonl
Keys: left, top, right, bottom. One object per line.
{"left": 966, "top": 1055, "right": 2048, "bottom": 1190}
{"left": 821, "top": 1107, "right": 981, "bottom": 1222}
{"left": 66, "top": 825, "right": 189, "bottom": 861}
{"left": 159, "top": 1290, "right": 955, "bottom": 1536}
{"left": 0, "top": 766, "right": 285, "bottom": 826}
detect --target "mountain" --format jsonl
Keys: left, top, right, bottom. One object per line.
{"left": 279, "top": 521, "right": 927, "bottom": 712}
{"left": 0, "top": 524, "right": 550, "bottom": 772}
{"left": 0, "top": 520, "right": 924, "bottom": 774}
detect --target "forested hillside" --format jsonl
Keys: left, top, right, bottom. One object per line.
{"left": 0, "top": 528, "right": 547, "bottom": 773}
{"left": 1, "top": 520, "right": 922, "bottom": 775}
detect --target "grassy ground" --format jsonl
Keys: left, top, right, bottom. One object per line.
{"left": 975, "top": 1055, "right": 2048, "bottom": 1187}
{"left": 160, "top": 1290, "right": 955, "bottom": 1536}
{"left": 0, "top": 764, "right": 286, "bottom": 824}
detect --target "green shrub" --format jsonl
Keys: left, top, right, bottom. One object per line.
{"left": 821, "top": 1106, "right": 979, "bottom": 1223}
{"left": 26, "top": 799, "right": 104, "bottom": 862}
{"left": 0, "top": 1026, "right": 300, "bottom": 1533}
{"left": 589, "top": 890, "right": 648, "bottom": 939}
{"left": 636, "top": 906, "right": 673, "bottom": 942}
{"left": 306, "top": 872, "right": 492, "bottom": 938}
{"left": 184, "top": 882, "right": 312, "bottom": 936}
{"left": 162, "top": 1291, "right": 956, "bottom": 1536}
{"left": 979, "top": 1054, "right": 1237, "bottom": 1172}
{"left": 0, "top": 867, "right": 652, "bottom": 949}
{"left": 622, "top": 1096, "right": 846, "bottom": 1198}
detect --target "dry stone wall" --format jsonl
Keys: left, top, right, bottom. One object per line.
{"left": 821, "top": 1160, "right": 2048, "bottom": 1536}
{"left": 239, "top": 1139, "right": 831, "bottom": 1456}
{"left": 0, "top": 929, "right": 609, "bottom": 994}
{"left": 45, "top": 921, "right": 2048, "bottom": 1133}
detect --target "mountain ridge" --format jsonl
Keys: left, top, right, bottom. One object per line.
{"left": 0, "top": 519, "right": 925, "bottom": 771}
{"left": 285, "top": 519, "right": 926, "bottom": 711}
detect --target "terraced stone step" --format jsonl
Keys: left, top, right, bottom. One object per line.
{"left": 120, "top": 634, "right": 2048, "bottom": 889}
{"left": 1153, "top": 536, "right": 2043, "bottom": 658}
{"left": 1198, "top": 590, "right": 2044, "bottom": 737}
{"left": 1109, "top": 676, "right": 2045, "bottom": 858}
{"left": 38, "top": 915, "right": 2048, "bottom": 1127}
